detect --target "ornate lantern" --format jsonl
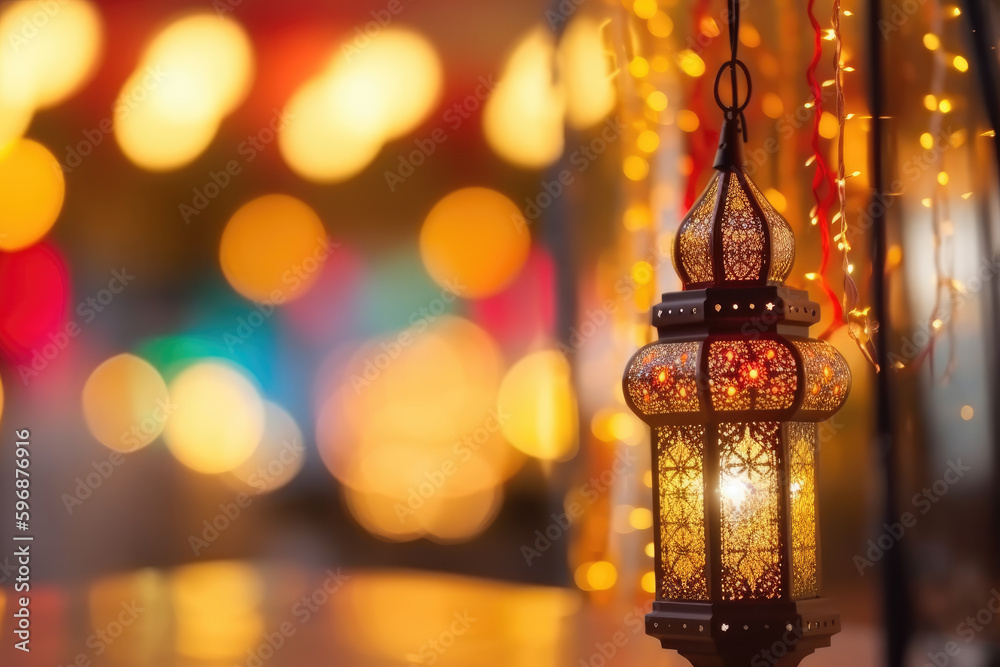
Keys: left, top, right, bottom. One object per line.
{"left": 621, "top": 4, "right": 851, "bottom": 665}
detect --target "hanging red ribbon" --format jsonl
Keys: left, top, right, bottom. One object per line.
{"left": 806, "top": 0, "right": 845, "bottom": 336}
{"left": 684, "top": 0, "right": 714, "bottom": 210}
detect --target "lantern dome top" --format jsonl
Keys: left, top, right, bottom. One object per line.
{"left": 672, "top": 120, "right": 796, "bottom": 289}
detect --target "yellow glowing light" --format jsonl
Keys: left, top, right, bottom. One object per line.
{"left": 951, "top": 6, "right": 961, "bottom": 16}
{"left": 280, "top": 28, "right": 441, "bottom": 181}
{"left": 0, "top": 138, "right": 64, "bottom": 250}
{"left": 641, "top": 571, "right": 656, "bottom": 593}
{"left": 220, "top": 194, "right": 328, "bottom": 303}
{"left": 645, "top": 542, "right": 655, "bottom": 557}
{"left": 938, "top": 172, "right": 949, "bottom": 185}
{"left": 739, "top": 24, "right": 761, "bottom": 48}
{"left": 0, "top": 0, "right": 103, "bottom": 109}
{"left": 420, "top": 187, "right": 530, "bottom": 299}
{"left": 643, "top": 470, "right": 653, "bottom": 487}
{"left": 82, "top": 354, "right": 170, "bottom": 453}
{"left": 142, "top": 13, "right": 254, "bottom": 118}
{"left": 633, "top": 0, "right": 658, "bottom": 19}
{"left": 677, "top": 109, "right": 700, "bottom": 132}
{"left": 226, "top": 402, "right": 305, "bottom": 494}
{"left": 632, "top": 260, "right": 653, "bottom": 285}
{"left": 484, "top": 27, "right": 565, "bottom": 168}
{"left": 648, "top": 11, "right": 674, "bottom": 38}
{"left": 629, "top": 507, "right": 653, "bottom": 530}
{"left": 318, "top": 316, "right": 514, "bottom": 543}
{"left": 762, "top": 92, "right": 784, "bottom": 119}
{"left": 629, "top": 56, "right": 650, "bottom": 78}
{"left": 922, "top": 198, "right": 933, "bottom": 208}
{"left": 584, "top": 561, "right": 618, "bottom": 591}
{"left": 924, "top": 94, "right": 938, "bottom": 110}
{"left": 623, "top": 155, "right": 649, "bottom": 181}
{"left": 677, "top": 49, "right": 706, "bottom": 78}
{"left": 560, "top": 16, "right": 616, "bottom": 129}
{"left": 939, "top": 98, "right": 953, "bottom": 113}
{"left": 961, "top": 405, "right": 974, "bottom": 420}
{"left": 764, "top": 188, "right": 787, "bottom": 213}
{"left": 497, "top": 350, "right": 578, "bottom": 461}
{"left": 953, "top": 55, "right": 969, "bottom": 72}
{"left": 819, "top": 111, "right": 839, "bottom": 139}
{"left": 87, "top": 571, "right": 167, "bottom": 662}
{"left": 171, "top": 562, "right": 263, "bottom": 660}
{"left": 164, "top": 361, "right": 265, "bottom": 474}
{"left": 700, "top": 17, "right": 720, "bottom": 38}
{"left": 623, "top": 205, "right": 651, "bottom": 230}
{"left": 115, "top": 95, "right": 221, "bottom": 171}
{"left": 637, "top": 129, "right": 660, "bottom": 153}
{"left": 278, "top": 77, "right": 381, "bottom": 181}
{"left": 920, "top": 132, "right": 934, "bottom": 149}
{"left": 923, "top": 33, "right": 940, "bottom": 50}
{"left": 646, "top": 91, "right": 668, "bottom": 112}
{"left": 114, "top": 13, "right": 254, "bottom": 171}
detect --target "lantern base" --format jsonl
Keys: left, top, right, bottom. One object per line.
{"left": 645, "top": 598, "right": 840, "bottom": 667}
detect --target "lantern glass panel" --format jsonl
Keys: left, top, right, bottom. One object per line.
{"left": 656, "top": 425, "right": 709, "bottom": 600}
{"left": 720, "top": 175, "right": 766, "bottom": 281}
{"left": 719, "top": 421, "right": 783, "bottom": 600}
{"left": 744, "top": 176, "right": 796, "bottom": 282}
{"left": 708, "top": 341, "right": 798, "bottom": 411}
{"left": 676, "top": 173, "right": 721, "bottom": 284}
{"left": 789, "top": 422, "right": 819, "bottom": 598}
{"left": 793, "top": 340, "right": 851, "bottom": 411}
{"left": 626, "top": 342, "right": 702, "bottom": 415}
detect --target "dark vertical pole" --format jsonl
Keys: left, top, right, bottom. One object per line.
{"left": 866, "top": 1, "right": 911, "bottom": 666}
{"left": 960, "top": 0, "right": 1000, "bottom": 571}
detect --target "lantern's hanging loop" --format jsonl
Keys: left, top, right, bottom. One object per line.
{"left": 713, "top": 0, "right": 751, "bottom": 142}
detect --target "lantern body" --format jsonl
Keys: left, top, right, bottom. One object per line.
{"left": 623, "top": 124, "right": 850, "bottom": 666}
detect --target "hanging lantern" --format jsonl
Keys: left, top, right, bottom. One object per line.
{"left": 622, "top": 3, "right": 851, "bottom": 666}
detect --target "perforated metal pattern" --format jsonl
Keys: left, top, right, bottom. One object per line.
{"left": 718, "top": 422, "right": 783, "bottom": 600}
{"left": 676, "top": 172, "right": 721, "bottom": 285}
{"left": 656, "top": 425, "right": 709, "bottom": 600}
{"left": 707, "top": 340, "right": 798, "bottom": 412}
{"left": 794, "top": 340, "right": 850, "bottom": 413}
{"left": 788, "top": 422, "right": 818, "bottom": 599}
{"left": 745, "top": 176, "right": 795, "bottom": 283}
{"left": 626, "top": 342, "right": 702, "bottom": 415}
{"left": 721, "top": 174, "right": 766, "bottom": 281}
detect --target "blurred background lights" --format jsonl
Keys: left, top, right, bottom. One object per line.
{"left": 82, "top": 354, "right": 170, "bottom": 452}
{"left": 88, "top": 570, "right": 168, "bottom": 663}
{"left": 419, "top": 187, "right": 530, "bottom": 299}
{"left": 574, "top": 560, "right": 617, "bottom": 592}
{"left": 142, "top": 13, "right": 254, "bottom": 118}
{"left": 0, "top": 138, "right": 65, "bottom": 250}
{"left": 317, "top": 316, "right": 519, "bottom": 542}
{"left": 0, "top": 0, "right": 102, "bottom": 141}
{"left": 225, "top": 401, "right": 305, "bottom": 494}
{"left": 164, "top": 361, "right": 265, "bottom": 474}
{"left": 279, "top": 27, "right": 442, "bottom": 182}
{"left": 170, "top": 562, "right": 263, "bottom": 660}
{"left": 559, "top": 16, "right": 617, "bottom": 129}
{"left": 220, "top": 194, "right": 329, "bottom": 303}
{"left": 114, "top": 12, "right": 254, "bottom": 171}
{"left": 496, "top": 350, "right": 579, "bottom": 461}
{"left": 0, "top": 242, "right": 69, "bottom": 360}
{"left": 483, "top": 27, "right": 566, "bottom": 168}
